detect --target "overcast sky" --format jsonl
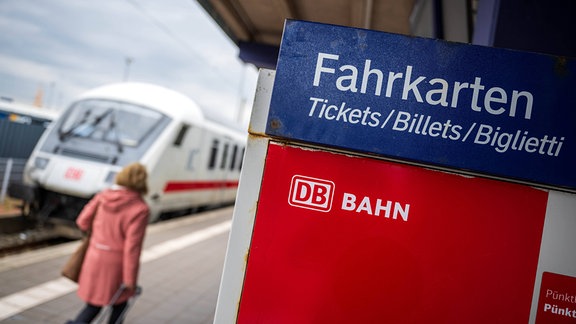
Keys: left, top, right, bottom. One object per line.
{"left": 0, "top": 0, "right": 259, "bottom": 127}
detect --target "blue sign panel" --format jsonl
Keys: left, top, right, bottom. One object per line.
{"left": 267, "top": 20, "right": 576, "bottom": 191}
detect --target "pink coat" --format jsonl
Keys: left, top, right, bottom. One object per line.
{"left": 76, "top": 187, "right": 149, "bottom": 306}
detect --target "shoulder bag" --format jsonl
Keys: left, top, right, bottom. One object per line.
{"left": 61, "top": 201, "right": 99, "bottom": 283}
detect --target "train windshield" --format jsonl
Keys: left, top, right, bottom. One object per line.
{"left": 38, "top": 99, "right": 170, "bottom": 165}
{"left": 58, "top": 99, "right": 163, "bottom": 147}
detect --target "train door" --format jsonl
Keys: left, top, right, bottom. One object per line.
{"left": 155, "top": 122, "right": 203, "bottom": 214}
{"left": 180, "top": 123, "right": 205, "bottom": 209}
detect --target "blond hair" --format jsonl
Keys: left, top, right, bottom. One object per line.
{"left": 115, "top": 162, "right": 148, "bottom": 195}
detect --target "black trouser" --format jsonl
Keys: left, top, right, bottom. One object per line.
{"left": 73, "top": 302, "right": 128, "bottom": 324}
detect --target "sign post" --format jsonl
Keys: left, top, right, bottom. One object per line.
{"left": 215, "top": 20, "right": 576, "bottom": 323}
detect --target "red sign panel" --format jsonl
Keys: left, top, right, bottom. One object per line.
{"left": 536, "top": 272, "right": 576, "bottom": 323}
{"left": 237, "top": 142, "right": 548, "bottom": 323}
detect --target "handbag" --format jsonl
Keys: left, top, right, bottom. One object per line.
{"left": 61, "top": 200, "right": 99, "bottom": 283}
{"left": 61, "top": 233, "right": 90, "bottom": 283}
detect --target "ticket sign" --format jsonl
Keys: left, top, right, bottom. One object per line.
{"left": 267, "top": 20, "right": 576, "bottom": 191}
{"left": 234, "top": 142, "right": 574, "bottom": 323}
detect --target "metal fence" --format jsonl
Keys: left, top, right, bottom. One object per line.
{"left": 0, "top": 118, "right": 47, "bottom": 158}
{"left": 0, "top": 158, "right": 26, "bottom": 203}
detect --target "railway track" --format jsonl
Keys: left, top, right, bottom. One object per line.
{"left": 0, "top": 204, "right": 228, "bottom": 257}
{"left": 0, "top": 215, "right": 75, "bottom": 257}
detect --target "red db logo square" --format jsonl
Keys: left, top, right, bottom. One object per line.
{"left": 64, "top": 167, "right": 84, "bottom": 180}
{"left": 289, "top": 175, "right": 335, "bottom": 212}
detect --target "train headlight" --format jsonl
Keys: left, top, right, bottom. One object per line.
{"left": 34, "top": 157, "right": 50, "bottom": 170}
{"left": 105, "top": 171, "right": 117, "bottom": 184}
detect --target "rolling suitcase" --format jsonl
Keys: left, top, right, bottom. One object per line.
{"left": 66, "top": 284, "right": 142, "bottom": 324}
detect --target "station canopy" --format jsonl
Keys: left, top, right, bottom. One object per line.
{"left": 197, "top": 0, "right": 416, "bottom": 68}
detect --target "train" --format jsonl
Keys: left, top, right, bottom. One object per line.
{"left": 0, "top": 101, "right": 60, "bottom": 159}
{"left": 9, "top": 82, "right": 246, "bottom": 231}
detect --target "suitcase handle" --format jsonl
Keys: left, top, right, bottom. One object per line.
{"left": 94, "top": 284, "right": 143, "bottom": 324}
{"left": 109, "top": 284, "right": 142, "bottom": 306}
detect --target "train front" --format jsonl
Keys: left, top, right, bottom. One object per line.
{"left": 17, "top": 95, "right": 170, "bottom": 226}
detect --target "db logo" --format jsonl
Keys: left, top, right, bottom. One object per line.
{"left": 289, "top": 175, "right": 335, "bottom": 212}
{"left": 64, "top": 167, "right": 84, "bottom": 180}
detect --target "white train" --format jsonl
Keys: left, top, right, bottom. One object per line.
{"left": 12, "top": 82, "right": 246, "bottom": 227}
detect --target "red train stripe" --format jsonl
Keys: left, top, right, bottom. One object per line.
{"left": 163, "top": 180, "right": 239, "bottom": 193}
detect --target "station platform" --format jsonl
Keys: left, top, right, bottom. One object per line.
{"left": 0, "top": 206, "right": 234, "bottom": 323}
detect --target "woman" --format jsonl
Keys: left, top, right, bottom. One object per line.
{"left": 71, "top": 162, "right": 149, "bottom": 324}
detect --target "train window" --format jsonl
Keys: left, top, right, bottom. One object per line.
{"left": 220, "top": 143, "right": 229, "bottom": 169}
{"left": 173, "top": 124, "right": 189, "bottom": 147}
{"left": 208, "top": 139, "right": 219, "bottom": 169}
{"left": 238, "top": 147, "right": 245, "bottom": 170}
{"left": 230, "top": 145, "right": 238, "bottom": 170}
